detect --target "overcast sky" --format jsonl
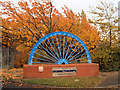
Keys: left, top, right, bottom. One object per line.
{"left": 1, "top": 0, "right": 119, "bottom": 18}
{"left": 52, "top": 0, "right": 119, "bottom": 18}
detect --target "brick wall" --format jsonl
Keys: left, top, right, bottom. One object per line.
{"left": 23, "top": 63, "right": 99, "bottom": 79}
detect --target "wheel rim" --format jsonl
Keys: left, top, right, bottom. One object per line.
{"left": 28, "top": 31, "right": 91, "bottom": 65}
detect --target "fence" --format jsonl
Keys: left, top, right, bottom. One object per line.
{"left": 2, "top": 47, "right": 18, "bottom": 69}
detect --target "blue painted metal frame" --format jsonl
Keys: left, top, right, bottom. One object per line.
{"left": 28, "top": 31, "right": 91, "bottom": 65}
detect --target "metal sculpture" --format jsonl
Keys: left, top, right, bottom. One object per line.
{"left": 28, "top": 32, "right": 91, "bottom": 65}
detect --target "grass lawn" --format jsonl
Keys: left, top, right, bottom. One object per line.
{"left": 2, "top": 68, "right": 103, "bottom": 88}
{"left": 23, "top": 77, "right": 102, "bottom": 88}
{"left": 2, "top": 68, "right": 119, "bottom": 88}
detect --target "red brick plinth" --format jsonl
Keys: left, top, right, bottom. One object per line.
{"left": 23, "top": 63, "right": 99, "bottom": 79}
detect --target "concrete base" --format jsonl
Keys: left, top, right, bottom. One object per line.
{"left": 23, "top": 63, "right": 99, "bottom": 79}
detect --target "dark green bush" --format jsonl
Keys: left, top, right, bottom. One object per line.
{"left": 91, "top": 42, "right": 119, "bottom": 72}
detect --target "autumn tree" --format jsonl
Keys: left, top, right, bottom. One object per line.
{"left": 55, "top": 7, "right": 100, "bottom": 52}
{"left": 1, "top": 0, "right": 100, "bottom": 53}
{"left": 79, "top": 10, "right": 100, "bottom": 52}
{"left": 89, "top": 1, "right": 118, "bottom": 47}
{"left": 1, "top": 0, "right": 61, "bottom": 51}
{"left": 89, "top": 1, "right": 119, "bottom": 71}
{"left": 0, "top": 0, "right": 100, "bottom": 67}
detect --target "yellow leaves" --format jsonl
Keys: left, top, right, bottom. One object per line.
{"left": 1, "top": 0, "right": 100, "bottom": 54}
{"left": 2, "top": 68, "right": 23, "bottom": 80}
{"left": 33, "top": 37, "right": 36, "bottom": 41}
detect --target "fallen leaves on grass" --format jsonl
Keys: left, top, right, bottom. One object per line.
{"left": 2, "top": 68, "right": 23, "bottom": 80}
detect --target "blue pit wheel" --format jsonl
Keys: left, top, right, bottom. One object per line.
{"left": 28, "top": 32, "right": 91, "bottom": 65}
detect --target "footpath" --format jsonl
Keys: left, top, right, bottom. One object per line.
{"left": 98, "top": 71, "right": 119, "bottom": 88}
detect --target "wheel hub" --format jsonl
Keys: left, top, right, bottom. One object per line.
{"left": 57, "top": 59, "right": 68, "bottom": 64}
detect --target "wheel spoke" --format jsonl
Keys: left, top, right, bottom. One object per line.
{"left": 68, "top": 49, "right": 85, "bottom": 61}
{"left": 59, "top": 35, "right": 62, "bottom": 58}
{"left": 65, "top": 38, "right": 73, "bottom": 59}
{"left": 68, "top": 55, "right": 88, "bottom": 63}
{"left": 39, "top": 44, "right": 58, "bottom": 61}
{"left": 63, "top": 36, "right": 69, "bottom": 59}
{"left": 47, "top": 39, "right": 60, "bottom": 59}
{"left": 63, "top": 35, "right": 65, "bottom": 58}
{"left": 67, "top": 45, "right": 82, "bottom": 60}
{"left": 55, "top": 35, "right": 61, "bottom": 58}
{"left": 33, "top": 56, "right": 55, "bottom": 62}
{"left": 69, "top": 59, "right": 88, "bottom": 63}
{"left": 34, "top": 52, "right": 57, "bottom": 62}
{"left": 43, "top": 42, "right": 59, "bottom": 60}
{"left": 65, "top": 40, "right": 76, "bottom": 59}
{"left": 29, "top": 32, "right": 91, "bottom": 65}
{"left": 51, "top": 37, "right": 60, "bottom": 59}
{"left": 66, "top": 43, "right": 79, "bottom": 60}
{"left": 32, "top": 62, "right": 53, "bottom": 64}
{"left": 37, "top": 48, "right": 56, "bottom": 61}
{"left": 75, "top": 57, "right": 88, "bottom": 61}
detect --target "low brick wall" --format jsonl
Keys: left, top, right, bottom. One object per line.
{"left": 23, "top": 63, "right": 99, "bottom": 79}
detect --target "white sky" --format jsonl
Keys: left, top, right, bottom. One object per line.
{"left": 1, "top": 0, "right": 119, "bottom": 18}
{"left": 52, "top": 0, "right": 119, "bottom": 18}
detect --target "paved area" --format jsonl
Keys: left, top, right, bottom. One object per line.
{"left": 98, "top": 71, "right": 119, "bottom": 88}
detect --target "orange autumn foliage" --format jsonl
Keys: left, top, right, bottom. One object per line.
{"left": 0, "top": 0, "right": 100, "bottom": 53}
{"left": 14, "top": 50, "right": 29, "bottom": 67}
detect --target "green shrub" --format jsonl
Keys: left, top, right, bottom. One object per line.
{"left": 91, "top": 42, "right": 119, "bottom": 72}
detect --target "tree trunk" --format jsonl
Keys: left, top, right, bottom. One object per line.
{"left": 2, "top": 47, "right": 9, "bottom": 68}
{"left": 9, "top": 48, "right": 16, "bottom": 68}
